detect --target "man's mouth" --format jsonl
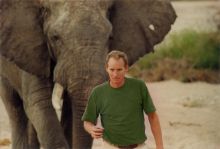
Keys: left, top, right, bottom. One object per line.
{"left": 112, "top": 78, "right": 120, "bottom": 80}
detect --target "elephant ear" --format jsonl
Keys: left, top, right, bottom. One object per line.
{"left": 109, "top": 0, "right": 177, "bottom": 66}
{"left": 0, "top": 0, "right": 50, "bottom": 77}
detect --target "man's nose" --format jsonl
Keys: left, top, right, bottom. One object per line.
{"left": 112, "top": 71, "right": 118, "bottom": 77}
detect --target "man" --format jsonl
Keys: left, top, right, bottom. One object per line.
{"left": 82, "top": 50, "right": 163, "bottom": 149}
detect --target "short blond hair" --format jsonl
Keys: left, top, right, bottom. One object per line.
{"left": 105, "top": 50, "right": 128, "bottom": 67}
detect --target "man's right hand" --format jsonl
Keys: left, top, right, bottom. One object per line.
{"left": 83, "top": 121, "right": 104, "bottom": 139}
{"left": 90, "top": 126, "right": 104, "bottom": 139}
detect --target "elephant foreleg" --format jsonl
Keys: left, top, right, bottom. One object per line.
{"left": 27, "top": 121, "right": 40, "bottom": 149}
{"left": 21, "top": 73, "right": 69, "bottom": 149}
{"left": 0, "top": 76, "right": 39, "bottom": 149}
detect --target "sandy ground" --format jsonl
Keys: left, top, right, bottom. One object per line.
{"left": 1, "top": 1, "right": 220, "bottom": 149}
{"left": 1, "top": 80, "right": 220, "bottom": 149}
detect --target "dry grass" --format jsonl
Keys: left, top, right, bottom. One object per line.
{"left": 181, "top": 98, "right": 205, "bottom": 108}
{"left": 169, "top": 121, "right": 202, "bottom": 127}
{"left": 0, "top": 138, "right": 10, "bottom": 146}
{"left": 129, "top": 58, "right": 220, "bottom": 83}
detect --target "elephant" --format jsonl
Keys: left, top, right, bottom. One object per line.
{"left": 0, "top": 0, "right": 176, "bottom": 148}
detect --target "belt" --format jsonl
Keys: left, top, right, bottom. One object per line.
{"left": 118, "top": 144, "right": 138, "bottom": 149}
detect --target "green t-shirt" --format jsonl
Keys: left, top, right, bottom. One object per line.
{"left": 81, "top": 77, "right": 156, "bottom": 146}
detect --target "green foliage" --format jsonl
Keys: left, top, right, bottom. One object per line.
{"left": 171, "top": 0, "right": 210, "bottom": 1}
{"left": 134, "top": 30, "right": 220, "bottom": 70}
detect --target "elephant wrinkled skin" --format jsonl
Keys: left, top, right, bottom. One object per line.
{"left": 0, "top": 0, "right": 176, "bottom": 148}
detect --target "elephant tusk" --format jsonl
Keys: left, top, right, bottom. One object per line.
{"left": 52, "top": 83, "right": 64, "bottom": 121}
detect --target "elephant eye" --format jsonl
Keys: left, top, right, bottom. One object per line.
{"left": 51, "top": 35, "right": 60, "bottom": 42}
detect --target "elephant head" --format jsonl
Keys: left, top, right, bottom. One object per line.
{"left": 0, "top": 0, "right": 176, "bottom": 148}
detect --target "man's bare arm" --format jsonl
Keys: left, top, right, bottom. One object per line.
{"left": 83, "top": 121, "right": 104, "bottom": 139}
{"left": 148, "top": 112, "right": 164, "bottom": 149}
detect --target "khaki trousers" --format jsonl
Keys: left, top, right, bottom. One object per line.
{"left": 102, "top": 140, "right": 148, "bottom": 149}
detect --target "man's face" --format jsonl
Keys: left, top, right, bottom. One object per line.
{"left": 106, "top": 57, "right": 128, "bottom": 85}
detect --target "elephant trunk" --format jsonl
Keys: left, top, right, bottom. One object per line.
{"left": 55, "top": 45, "right": 108, "bottom": 148}
{"left": 69, "top": 51, "right": 107, "bottom": 148}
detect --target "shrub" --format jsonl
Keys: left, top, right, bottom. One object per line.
{"left": 131, "top": 30, "right": 220, "bottom": 70}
